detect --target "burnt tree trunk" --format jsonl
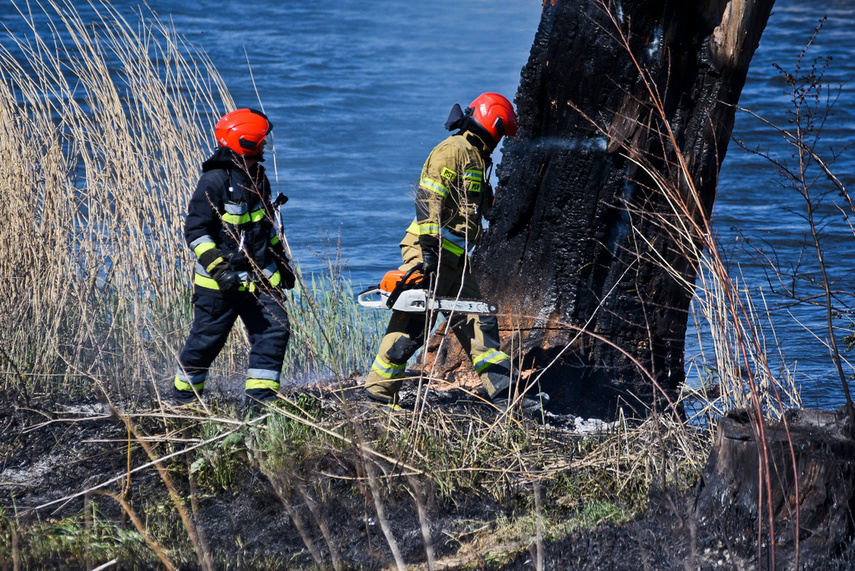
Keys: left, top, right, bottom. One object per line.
{"left": 471, "top": 0, "right": 775, "bottom": 418}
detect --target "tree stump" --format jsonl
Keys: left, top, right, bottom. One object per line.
{"left": 694, "top": 408, "right": 855, "bottom": 568}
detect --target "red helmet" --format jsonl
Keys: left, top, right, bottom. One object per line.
{"left": 215, "top": 108, "right": 272, "bottom": 156}
{"left": 469, "top": 93, "right": 517, "bottom": 143}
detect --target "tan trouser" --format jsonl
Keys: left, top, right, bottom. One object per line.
{"left": 364, "top": 232, "right": 511, "bottom": 401}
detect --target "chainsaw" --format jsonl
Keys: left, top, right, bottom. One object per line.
{"left": 356, "top": 265, "right": 498, "bottom": 314}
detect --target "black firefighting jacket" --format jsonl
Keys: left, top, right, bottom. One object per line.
{"left": 184, "top": 147, "right": 290, "bottom": 291}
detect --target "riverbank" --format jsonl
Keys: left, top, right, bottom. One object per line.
{"left": 0, "top": 381, "right": 690, "bottom": 569}
{"left": 3, "top": 384, "right": 853, "bottom": 570}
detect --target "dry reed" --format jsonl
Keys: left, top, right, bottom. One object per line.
{"left": 0, "top": 0, "right": 234, "bottom": 403}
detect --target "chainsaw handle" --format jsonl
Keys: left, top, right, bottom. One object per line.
{"left": 356, "top": 287, "right": 389, "bottom": 309}
{"left": 386, "top": 264, "right": 424, "bottom": 309}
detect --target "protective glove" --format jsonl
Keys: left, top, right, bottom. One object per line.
{"left": 199, "top": 248, "right": 241, "bottom": 293}
{"left": 421, "top": 253, "right": 438, "bottom": 282}
{"left": 275, "top": 258, "right": 296, "bottom": 290}
{"left": 271, "top": 243, "right": 296, "bottom": 289}
{"left": 210, "top": 263, "right": 241, "bottom": 293}
{"left": 418, "top": 235, "right": 440, "bottom": 283}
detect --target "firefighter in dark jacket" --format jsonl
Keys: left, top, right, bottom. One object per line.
{"left": 364, "top": 93, "right": 545, "bottom": 411}
{"left": 173, "top": 108, "right": 296, "bottom": 406}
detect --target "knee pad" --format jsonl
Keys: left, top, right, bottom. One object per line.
{"left": 387, "top": 335, "right": 420, "bottom": 363}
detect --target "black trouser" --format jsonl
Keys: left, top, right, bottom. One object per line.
{"left": 174, "top": 287, "right": 290, "bottom": 402}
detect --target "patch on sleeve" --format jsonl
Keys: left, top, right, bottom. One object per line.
{"left": 441, "top": 167, "right": 457, "bottom": 181}
{"left": 468, "top": 181, "right": 481, "bottom": 193}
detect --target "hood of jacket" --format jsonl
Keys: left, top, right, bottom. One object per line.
{"left": 201, "top": 146, "right": 265, "bottom": 176}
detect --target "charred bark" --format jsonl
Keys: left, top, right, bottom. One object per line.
{"left": 694, "top": 408, "right": 855, "bottom": 567}
{"left": 471, "top": 0, "right": 775, "bottom": 418}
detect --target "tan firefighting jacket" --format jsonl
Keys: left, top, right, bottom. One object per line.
{"left": 406, "top": 130, "right": 493, "bottom": 259}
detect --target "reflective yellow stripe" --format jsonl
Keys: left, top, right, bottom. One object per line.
{"left": 408, "top": 221, "right": 465, "bottom": 255}
{"left": 194, "top": 273, "right": 220, "bottom": 290}
{"left": 205, "top": 256, "right": 225, "bottom": 273}
{"left": 465, "top": 170, "right": 483, "bottom": 193}
{"left": 271, "top": 235, "right": 280, "bottom": 246}
{"left": 441, "top": 239, "right": 465, "bottom": 256}
{"left": 371, "top": 356, "right": 406, "bottom": 379}
{"left": 194, "top": 273, "right": 257, "bottom": 292}
{"left": 222, "top": 208, "right": 266, "bottom": 225}
{"left": 473, "top": 349, "right": 509, "bottom": 374}
{"left": 174, "top": 374, "right": 204, "bottom": 392}
{"left": 194, "top": 241, "right": 216, "bottom": 258}
{"left": 420, "top": 177, "right": 449, "bottom": 198}
{"left": 246, "top": 378, "right": 280, "bottom": 391}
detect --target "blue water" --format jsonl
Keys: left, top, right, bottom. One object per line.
{"left": 151, "top": 0, "right": 544, "bottom": 280}
{"left": 706, "top": 1, "right": 855, "bottom": 409}
{"left": 3, "top": 0, "right": 853, "bottom": 409}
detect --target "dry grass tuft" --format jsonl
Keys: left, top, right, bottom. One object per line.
{"left": 0, "top": 0, "right": 236, "bottom": 404}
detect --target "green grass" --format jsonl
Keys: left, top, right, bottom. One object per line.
{"left": 0, "top": 508, "right": 158, "bottom": 570}
{"left": 282, "top": 265, "right": 386, "bottom": 384}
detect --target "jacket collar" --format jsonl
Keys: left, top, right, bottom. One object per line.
{"left": 461, "top": 129, "right": 495, "bottom": 157}
{"left": 202, "top": 146, "right": 265, "bottom": 178}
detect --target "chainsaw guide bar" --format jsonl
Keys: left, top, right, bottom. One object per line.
{"left": 357, "top": 287, "right": 498, "bottom": 315}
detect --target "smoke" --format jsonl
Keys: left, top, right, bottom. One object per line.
{"left": 519, "top": 135, "right": 609, "bottom": 153}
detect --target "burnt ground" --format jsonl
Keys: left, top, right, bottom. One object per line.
{"left": 2, "top": 383, "right": 854, "bottom": 570}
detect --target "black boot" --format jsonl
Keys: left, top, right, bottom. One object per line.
{"left": 492, "top": 391, "right": 550, "bottom": 416}
{"left": 172, "top": 385, "right": 201, "bottom": 405}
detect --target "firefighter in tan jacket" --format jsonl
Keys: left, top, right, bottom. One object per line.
{"left": 364, "top": 93, "right": 543, "bottom": 411}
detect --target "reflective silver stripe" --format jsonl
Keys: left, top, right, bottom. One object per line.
{"left": 473, "top": 349, "right": 509, "bottom": 374}
{"left": 420, "top": 177, "right": 449, "bottom": 197}
{"left": 444, "top": 232, "right": 469, "bottom": 250}
{"left": 409, "top": 217, "right": 439, "bottom": 236}
{"left": 190, "top": 235, "right": 216, "bottom": 250}
{"left": 247, "top": 368, "right": 280, "bottom": 382}
{"left": 262, "top": 262, "right": 278, "bottom": 279}
{"left": 175, "top": 370, "right": 206, "bottom": 384}
{"left": 371, "top": 356, "right": 406, "bottom": 379}
{"left": 194, "top": 262, "right": 249, "bottom": 283}
{"left": 225, "top": 202, "right": 249, "bottom": 215}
